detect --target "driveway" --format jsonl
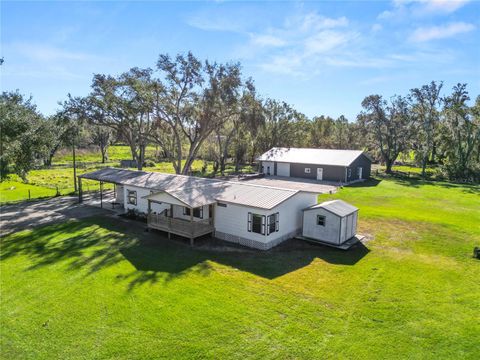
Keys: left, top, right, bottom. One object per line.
{"left": 0, "top": 196, "right": 116, "bottom": 236}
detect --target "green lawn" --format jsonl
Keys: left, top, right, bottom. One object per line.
{"left": 1, "top": 178, "right": 479, "bottom": 359}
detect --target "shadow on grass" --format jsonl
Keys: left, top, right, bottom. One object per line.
{"left": 372, "top": 173, "right": 480, "bottom": 194}
{"left": 346, "top": 178, "right": 382, "bottom": 188}
{"left": 0, "top": 216, "right": 370, "bottom": 291}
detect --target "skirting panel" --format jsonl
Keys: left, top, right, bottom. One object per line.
{"left": 215, "top": 229, "right": 301, "bottom": 250}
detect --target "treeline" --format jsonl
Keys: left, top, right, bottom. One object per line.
{"left": 1, "top": 52, "right": 479, "bottom": 182}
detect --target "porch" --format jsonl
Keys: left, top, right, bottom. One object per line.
{"left": 147, "top": 213, "right": 214, "bottom": 244}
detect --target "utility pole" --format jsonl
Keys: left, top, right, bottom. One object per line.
{"left": 73, "top": 134, "right": 77, "bottom": 192}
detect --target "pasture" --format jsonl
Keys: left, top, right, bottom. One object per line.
{"left": 1, "top": 177, "right": 479, "bottom": 359}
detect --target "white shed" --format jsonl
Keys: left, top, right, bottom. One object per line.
{"left": 302, "top": 200, "right": 358, "bottom": 245}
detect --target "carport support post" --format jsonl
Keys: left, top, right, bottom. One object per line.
{"left": 146, "top": 200, "right": 151, "bottom": 232}
{"left": 78, "top": 177, "right": 83, "bottom": 203}
{"left": 190, "top": 208, "right": 194, "bottom": 246}
{"left": 100, "top": 181, "right": 103, "bottom": 208}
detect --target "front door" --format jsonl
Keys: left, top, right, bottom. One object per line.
{"left": 358, "top": 167, "right": 363, "bottom": 179}
{"left": 317, "top": 167, "right": 323, "bottom": 181}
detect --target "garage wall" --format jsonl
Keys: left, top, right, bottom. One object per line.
{"left": 290, "top": 163, "right": 347, "bottom": 182}
{"left": 260, "top": 161, "right": 275, "bottom": 175}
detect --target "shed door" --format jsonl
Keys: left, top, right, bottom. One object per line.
{"left": 316, "top": 168, "right": 323, "bottom": 181}
{"left": 358, "top": 167, "right": 363, "bottom": 180}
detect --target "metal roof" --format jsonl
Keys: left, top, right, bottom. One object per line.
{"left": 80, "top": 167, "right": 299, "bottom": 209}
{"left": 79, "top": 167, "right": 224, "bottom": 190}
{"left": 305, "top": 200, "right": 358, "bottom": 217}
{"left": 148, "top": 182, "right": 299, "bottom": 209}
{"left": 257, "top": 147, "right": 367, "bottom": 167}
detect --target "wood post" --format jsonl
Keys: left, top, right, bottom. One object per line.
{"left": 100, "top": 181, "right": 103, "bottom": 208}
{"left": 190, "top": 208, "right": 194, "bottom": 246}
{"left": 78, "top": 177, "right": 83, "bottom": 203}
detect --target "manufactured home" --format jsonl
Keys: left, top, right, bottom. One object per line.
{"left": 79, "top": 168, "right": 320, "bottom": 250}
{"left": 257, "top": 147, "right": 371, "bottom": 183}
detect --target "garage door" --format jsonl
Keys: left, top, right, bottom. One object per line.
{"left": 277, "top": 163, "right": 290, "bottom": 177}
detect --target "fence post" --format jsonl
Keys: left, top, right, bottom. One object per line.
{"left": 56, "top": 185, "right": 60, "bottom": 196}
{"left": 28, "top": 189, "right": 31, "bottom": 200}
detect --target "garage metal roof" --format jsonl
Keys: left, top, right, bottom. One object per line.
{"left": 80, "top": 167, "right": 299, "bottom": 209}
{"left": 305, "top": 200, "right": 358, "bottom": 217}
{"left": 257, "top": 147, "right": 367, "bottom": 167}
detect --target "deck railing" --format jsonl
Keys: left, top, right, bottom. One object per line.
{"left": 147, "top": 214, "right": 214, "bottom": 238}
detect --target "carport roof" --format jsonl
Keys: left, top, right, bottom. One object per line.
{"left": 304, "top": 199, "right": 358, "bottom": 217}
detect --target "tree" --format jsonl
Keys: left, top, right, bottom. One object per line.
{"left": 89, "top": 68, "right": 156, "bottom": 170}
{"left": 333, "top": 115, "right": 349, "bottom": 149}
{"left": 310, "top": 116, "right": 336, "bottom": 148}
{"left": 0, "top": 91, "right": 51, "bottom": 180}
{"left": 152, "top": 53, "right": 245, "bottom": 174}
{"left": 359, "top": 94, "right": 412, "bottom": 174}
{"left": 90, "top": 125, "right": 113, "bottom": 163}
{"left": 440, "top": 84, "right": 479, "bottom": 180}
{"left": 409, "top": 81, "right": 443, "bottom": 177}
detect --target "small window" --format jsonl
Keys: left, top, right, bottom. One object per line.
{"left": 127, "top": 190, "right": 137, "bottom": 205}
{"left": 217, "top": 202, "right": 227, "bottom": 208}
{"left": 267, "top": 213, "right": 279, "bottom": 235}
{"left": 248, "top": 213, "right": 265, "bottom": 235}
{"left": 184, "top": 207, "right": 203, "bottom": 218}
{"left": 305, "top": 168, "right": 311, "bottom": 174}
{"left": 317, "top": 215, "right": 326, "bottom": 226}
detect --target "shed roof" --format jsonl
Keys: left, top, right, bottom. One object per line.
{"left": 257, "top": 147, "right": 368, "bottom": 167}
{"left": 80, "top": 167, "right": 299, "bottom": 209}
{"left": 305, "top": 200, "right": 358, "bottom": 217}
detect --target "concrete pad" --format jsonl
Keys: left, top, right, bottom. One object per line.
{"left": 235, "top": 176, "right": 337, "bottom": 194}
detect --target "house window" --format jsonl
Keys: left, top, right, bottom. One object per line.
{"left": 267, "top": 213, "right": 279, "bottom": 235}
{"left": 184, "top": 207, "right": 203, "bottom": 218}
{"left": 248, "top": 213, "right": 265, "bottom": 235}
{"left": 217, "top": 202, "right": 227, "bottom": 207}
{"left": 127, "top": 190, "right": 137, "bottom": 205}
{"left": 317, "top": 215, "right": 326, "bottom": 226}
{"left": 305, "top": 168, "right": 311, "bottom": 174}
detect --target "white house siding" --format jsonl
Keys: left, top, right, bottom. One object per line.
{"left": 276, "top": 162, "right": 290, "bottom": 177}
{"left": 123, "top": 185, "right": 168, "bottom": 214}
{"left": 115, "top": 185, "right": 124, "bottom": 204}
{"left": 303, "top": 208, "right": 342, "bottom": 244}
{"left": 215, "top": 192, "right": 317, "bottom": 250}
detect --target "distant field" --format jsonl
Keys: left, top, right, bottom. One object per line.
{"left": 0, "top": 145, "right": 253, "bottom": 204}
{"left": 52, "top": 145, "right": 158, "bottom": 164}
{"left": 1, "top": 177, "right": 478, "bottom": 359}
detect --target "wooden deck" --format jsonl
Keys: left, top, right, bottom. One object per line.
{"left": 147, "top": 214, "right": 214, "bottom": 239}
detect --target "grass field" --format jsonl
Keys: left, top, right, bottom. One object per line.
{"left": 1, "top": 177, "right": 479, "bottom": 359}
